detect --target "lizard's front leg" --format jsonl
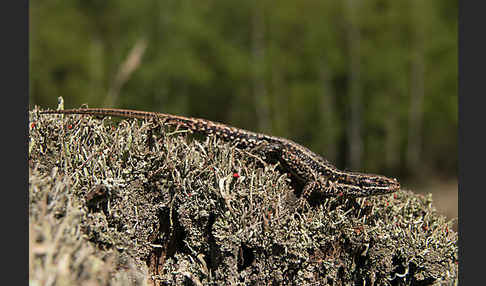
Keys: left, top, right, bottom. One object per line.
{"left": 251, "top": 142, "right": 283, "bottom": 163}
{"left": 302, "top": 179, "right": 320, "bottom": 200}
{"left": 297, "top": 180, "right": 319, "bottom": 208}
{"left": 299, "top": 175, "right": 341, "bottom": 207}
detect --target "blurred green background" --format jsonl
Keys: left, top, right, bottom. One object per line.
{"left": 29, "top": 0, "right": 457, "bottom": 206}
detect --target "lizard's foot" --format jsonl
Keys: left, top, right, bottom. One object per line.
{"left": 295, "top": 181, "right": 320, "bottom": 210}
{"left": 302, "top": 181, "right": 319, "bottom": 199}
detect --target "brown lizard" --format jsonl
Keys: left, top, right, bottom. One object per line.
{"left": 40, "top": 108, "right": 400, "bottom": 200}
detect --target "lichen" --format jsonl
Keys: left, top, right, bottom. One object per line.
{"left": 29, "top": 107, "right": 458, "bottom": 285}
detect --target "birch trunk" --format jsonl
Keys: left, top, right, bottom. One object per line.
{"left": 346, "top": 0, "right": 363, "bottom": 170}
{"left": 407, "top": 0, "right": 425, "bottom": 175}
{"left": 252, "top": 3, "right": 271, "bottom": 133}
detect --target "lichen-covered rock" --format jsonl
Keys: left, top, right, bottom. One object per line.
{"left": 29, "top": 108, "right": 458, "bottom": 285}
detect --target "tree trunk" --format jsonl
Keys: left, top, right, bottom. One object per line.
{"left": 319, "top": 62, "right": 338, "bottom": 163}
{"left": 407, "top": 0, "right": 425, "bottom": 175}
{"left": 346, "top": 0, "right": 363, "bottom": 170}
{"left": 252, "top": 3, "right": 271, "bottom": 133}
{"left": 384, "top": 92, "right": 400, "bottom": 171}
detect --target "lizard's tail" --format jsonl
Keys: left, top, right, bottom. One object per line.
{"left": 39, "top": 108, "right": 220, "bottom": 136}
{"left": 39, "top": 107, "right": 264, "bottom": 146}
{"left": 39, "top": 108, "right": 158, "bottom": 120}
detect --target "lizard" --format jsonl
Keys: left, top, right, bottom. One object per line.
{"left": 39, "top": 107, "right": 400, "bottom": 200}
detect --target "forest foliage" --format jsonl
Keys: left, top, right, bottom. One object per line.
{"left": 29, "top": 0, "right": 457, "bottom": 183}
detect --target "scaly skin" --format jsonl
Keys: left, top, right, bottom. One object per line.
{"left": 40, "top": 108, "right": 400, "bottom": 199}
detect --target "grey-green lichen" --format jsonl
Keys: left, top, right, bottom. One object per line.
{"left": 29, "top": 107, "right": 458, "bottom": 285}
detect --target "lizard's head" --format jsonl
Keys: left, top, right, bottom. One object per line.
{"left": 355, "top": 173, "right": 400, "bottom": 196}
{"left": 325, "top": 172, "right": 400, "bottom": 197}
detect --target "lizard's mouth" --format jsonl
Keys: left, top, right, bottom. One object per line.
{"left": 356, "top": 175, "right": 400, "bottom": 193}
{"left": 332, "top": 173, "right": 400, "bottom": 197}
{"left": 365, "top": 175, "right": 398, "bottom": 186}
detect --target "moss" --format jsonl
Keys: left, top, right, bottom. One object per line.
{"left": 29, "top": 107, "right": 458, "bottom": 285}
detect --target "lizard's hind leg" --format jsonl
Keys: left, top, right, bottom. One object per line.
{"left": 297, "top": 180, "right": 320, "bottom": 209}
